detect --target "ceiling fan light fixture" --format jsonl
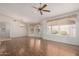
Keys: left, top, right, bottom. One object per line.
{"left": 33, "top": 3, "right": 51, "bottom": 15}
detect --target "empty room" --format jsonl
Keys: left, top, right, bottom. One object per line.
{"left": 0, "top": 3, "right": 79, "bottom": 56}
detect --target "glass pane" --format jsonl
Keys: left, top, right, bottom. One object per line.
{"left": 52, "top": 26, "right": 59, "bottom": 34}
{"left": 47, "top": 15, "right": 76, "bottom": 37}
{"left": 48, "top": 25, "right": 52, "bottom": 33}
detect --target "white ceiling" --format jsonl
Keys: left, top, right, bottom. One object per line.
{"left": 0, "top": 3, "right": 79, "bottom": 23}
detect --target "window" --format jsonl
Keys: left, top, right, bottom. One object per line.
{"left": 47, "top": 15, "right": 76, "bottom": 37}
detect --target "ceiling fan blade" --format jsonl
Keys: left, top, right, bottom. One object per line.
{"left": 40, "top": 11, "right": 43, "bottom": 15}
{"left": 32, "top": 6, "right": 38, "bottom": 9}
{"left": 41, "top": 4, "right": 47, "bottom": 10}
{"left": 42, "top": 10, "right": 50, "bottom": 12}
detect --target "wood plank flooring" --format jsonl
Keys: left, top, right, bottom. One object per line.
{"left": 0, "top": 37, "right": 79, "bottom": 56}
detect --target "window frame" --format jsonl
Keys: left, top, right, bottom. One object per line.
{"left": 47, "top": 15, "right": 77, "bottom": 37}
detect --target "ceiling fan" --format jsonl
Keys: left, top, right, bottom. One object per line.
{"left": 33, "top": 3, "right": 50, "bottom": 15}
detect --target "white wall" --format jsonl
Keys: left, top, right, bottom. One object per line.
{"left": 0, "top": 13, "right": 28, "bottom": 38}
{"left": 10, "top": 20, "right": 27, "bottom": 38}
{"left": 0, "top": 14, "right": 10, "bottom": 38}
{"left": 40, "top": 10, "right": 79, "bottom": 46}
{"left": 76, "top": 11, "right": 79, "bottom": 45}
{"left": 0, "top": 13, "right": 41, "bottom": 38}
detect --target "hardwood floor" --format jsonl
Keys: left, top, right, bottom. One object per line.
{"left": 0, "top": 37, "right": 79, "bottom": 56}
